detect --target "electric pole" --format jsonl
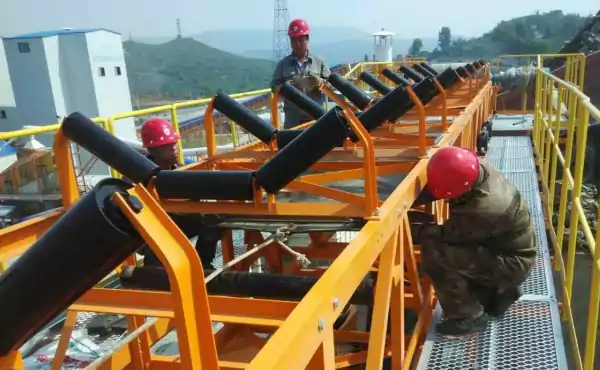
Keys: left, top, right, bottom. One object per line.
{"left": 272, "top": 0, "right": 290, "bottom": 61}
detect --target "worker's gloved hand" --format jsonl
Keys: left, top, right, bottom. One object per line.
{"left": 293, "top": 71, "right": 324, "bottom": 92}
{"left": 307, "top": 72, "right": 325, "bottom": 89}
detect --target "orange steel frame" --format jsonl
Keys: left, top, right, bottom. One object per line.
{"left": 0, "top": 63, "right": 493, "bottom": 370}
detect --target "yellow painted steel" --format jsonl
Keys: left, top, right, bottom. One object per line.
{"left": 9, "top": 56, "right": 595, "bottom": 369}
{"left": 528, "top": 53, "right": 600, "bottom": 370}
{"left": 493, "top": 53, "right": 586, "bottom": 112}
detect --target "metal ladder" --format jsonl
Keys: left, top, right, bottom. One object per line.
{"left": 416, "top": 133, "right": 568, "bottom": 369}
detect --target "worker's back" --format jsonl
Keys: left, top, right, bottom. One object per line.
{"left": 449, "top": 158, "right": 535, "bottom": 259}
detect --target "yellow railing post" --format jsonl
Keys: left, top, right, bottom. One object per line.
{"left": 548, "top": 82, "right": 564, "bottom": 212}
{"left": 169, "top": 106, "right": 185, "bottom": 164}
{"left": 229, "top": 121, "right": 239, "bottom": 147}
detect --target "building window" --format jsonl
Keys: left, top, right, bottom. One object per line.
{"left": 115, "top": 66, "right": 122, "bottom": 76}
{"left": 99, "top": 67, "right": 106, "bottom": 77}
{"left": 0, "top": 110, "right": 6, "bottom": 119}
{"left": 17, "top": 42, "right": 30, "bottom": 53}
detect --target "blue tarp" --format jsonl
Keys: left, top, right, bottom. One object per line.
{"left": 0, "top": 140, "right": 16, "bottom": 157}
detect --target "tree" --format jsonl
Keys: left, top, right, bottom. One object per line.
{"left": 364, "top": 53, "right": 370, "bottom": 62}
{"left": 408, "top": 38, "right": 423, "bottom": 56}
{"left": 438, "top": 26, "right": 452, "bottom": 53}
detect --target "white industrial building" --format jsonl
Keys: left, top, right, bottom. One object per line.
{"left": 2, "top": 28, "right": 137, "bottom": 184}
{"left": 0, "top": 40, "right": 17, "bottom": 133}
{"left": 372, "top": 29, "right": 395, "bottom": 62}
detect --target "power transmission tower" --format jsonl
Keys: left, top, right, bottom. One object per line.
{"left": 273, "top": 0, "right": 290, "bottom": 61}
{"left": 176, "top": 18, "right": 182, "bottom": 39}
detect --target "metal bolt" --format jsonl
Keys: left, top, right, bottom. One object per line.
{"left": 332, "top": 298, "right": 340, "bottom": 310}
{"left": 318, "top": 318, "right": 325, "bottom": 331}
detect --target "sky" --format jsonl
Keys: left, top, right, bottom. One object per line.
{"left": 0, "top": 0, "right": 598, "bottom": 40}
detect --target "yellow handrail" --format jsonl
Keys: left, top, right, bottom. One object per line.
{"left": 532, "top": 53, "right": 600, "bottom": 370}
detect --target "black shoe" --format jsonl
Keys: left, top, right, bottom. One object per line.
{"left": 485, "top": 286, "right": 522, "bottom": 317}
{"left": 436, "top": 313, "right": 489, "bottom": 336}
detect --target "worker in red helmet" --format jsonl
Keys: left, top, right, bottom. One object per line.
{"left": 136, "top": 118, "right": 222, "bottom": 270}
{"left": 411, "top": 146, "right": 536, "bottom": 335}
{"left": 140, "top": 118, "right": 181, "bottom": 170}
{"left": 271, "top": 18, "right": 331, "bottom": 129}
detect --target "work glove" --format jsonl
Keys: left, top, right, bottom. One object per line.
{"left": 292, "top": 71, "right": 324, "bottom": 92}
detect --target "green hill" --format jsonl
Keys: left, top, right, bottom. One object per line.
{"left": 124, "top": 37, "right": 275, "bottom": 100}
{"left": 124, "top": 10, "right": 593, "bottom": 101}
{"left": 420, "top": 10, "right": 591, "bottom": 61}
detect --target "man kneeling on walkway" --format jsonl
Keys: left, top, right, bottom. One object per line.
{"left": 412, "top": 146, "right": 537, "bottom": 335}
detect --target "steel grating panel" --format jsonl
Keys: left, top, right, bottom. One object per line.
{"left": 417, "top": 132, "right": 567, "bottom": 369}
{"left": 521, "top": 254, "right": 549, "bottom": 296}
{"left": 487, "top": 136, "right": 537, "bottom": 173}
{"left": 520, "top": 190, "right": 543, "bottom": 218}
{"left": 490, "top": 136, "right": 532, "bottom": 148}
{"left": 212, "top": 230, "right": 249, "bottom": 269}
{"left": 499, "top": 156, "right": 536, "bottom": 173}
{"left": 418, "top": 300, "right": 567, "bottom": 370}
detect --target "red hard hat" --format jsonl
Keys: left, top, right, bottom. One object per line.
{"left": 140, "top": 118, "right": 180, "bottom": 148}
{"left": 288, "top": 19, "right": 310, "bottom": 37}
{"left": 427, "top": 146, "right": 480, "bottom": 199}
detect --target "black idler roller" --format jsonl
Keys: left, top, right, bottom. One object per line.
{"left": 472, "top": 61, "right": 481, "bottom": 69}
{"left": 456, "top": 66, "right": 469, "bottom": 78}
{"left": 382, "top": 68, "right": 411, "bottom": 86}
{"left": 413, "top": 63, "right": 436, "bottom": 78}
{"left": 155, "top": 170, "right": 255, "bottom": 201}
{"left": 349, "top": 85, "right": 413, "bottom": 142}
{"left": 278, "top": 82, "right": 326, "bottom": 119}
{"left": 62, "top": 112, "right": 159, "bottom": 185}
{"left": 410, "top": 78, "right": 438, "bottom": 106}
{"left": 213, "top": 91, "right": 277, "bottom": 144}
{"left": 255, "top": 107, "right": 350, "bottom": 194}
{"left": 436, "top": 67, "right": 461, "bottom": 89}
{"left": 0, "top": 178, "right": 145, "bottom": 355}
{"left": 465, "top": 63, "right": 476, "bottom": 75}
{"left": 327, "top": 74, "right": 372, "bottom": 110}
{"left": 359, "top": 72, "right": 393, "bottom": 95}
{"left": 120, "top": 266, "right": 374, "bottom": 305}
{"left": 399, "top": 66, "right": 424, "bottom": 83}
{"left": 276, "top": 129, "right": 302, "bottom": 149}
{"left": 419, "top": 62, "right": 439, "bottom": 76}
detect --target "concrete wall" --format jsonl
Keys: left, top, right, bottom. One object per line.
{"left": 3, "top": 37, "right": 56, "bottom": 142}
{"left": 0, "top": 41, "right": 17, "bottom": 133}
{"left": 86, "top": 31, "right": 136, "bottom": 141}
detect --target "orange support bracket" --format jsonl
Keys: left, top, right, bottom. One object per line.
{"left": 270, "top": 90, "right": 281, "bottom": 130}
{"left": 203, "top": 98, "right": 218, "bottom": 160}
{"left": 54, "top": 129, "right": 80, "bottom": 208}
{"left": 0, "top": 351, "right": 24, "bottom": 370}
{"left": 341, "top": 108, "right": 379, "bottom": 216}
{"left": 405, "top": 87, "right": 427, "bottom": 156}
{"left": 432, "top": 78, "right": 449, "bottom": 132}
{"left": 111, "top": 184, "right": 219, "bottom": 370}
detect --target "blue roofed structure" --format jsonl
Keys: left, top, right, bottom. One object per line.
{"left": 3, "top": 28, "right": 120, "bottom": 40}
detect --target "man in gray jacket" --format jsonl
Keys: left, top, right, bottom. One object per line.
{"left": 270, "top": 18, "right": 330, "bottom": 129}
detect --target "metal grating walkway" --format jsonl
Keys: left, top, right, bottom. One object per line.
{"left": 417, "top": 135, "right": 568, "bottom": 370}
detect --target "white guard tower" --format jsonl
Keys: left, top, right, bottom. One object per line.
{"left": 372, "top": 29, "right": 395, "bottom": 62}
